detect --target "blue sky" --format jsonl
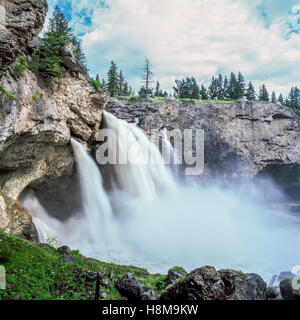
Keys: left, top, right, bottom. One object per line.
{"left": 46, "top": 0, "right": 300, "bottom": 96}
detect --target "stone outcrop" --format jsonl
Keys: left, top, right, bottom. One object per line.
{"left": 160, "top": 266, "right": 267, "bottom": 300}
{"left": 0, "top": 68, "right": 108, "bottom": 201}
{"left": 107, "top": 99, "right": 300, "bottom": 184}
{"left": 0, "top": 0, "right": 48, "bottom": 72}
{"left": 115, "top": 272, "right": 158, "bottom": 300}
{"left": 0, "top": 192, "right": 37, "bottom": 240}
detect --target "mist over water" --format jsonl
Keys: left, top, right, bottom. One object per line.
{"left": 22, "top": 112, "right": 300, "bottom": 282}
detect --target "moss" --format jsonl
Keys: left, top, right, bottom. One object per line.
{"left": 32, "top": 92, "right": 44, "bottom": 100}
{"left": 0, "top": 84, "right": 17, "bottom": 100}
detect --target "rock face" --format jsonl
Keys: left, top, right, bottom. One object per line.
{"left": 0, "top": 192, "right": 37, "bottom": 240}
{"left": 0, "top": 1, "right": 108, "bottom": 233}
{"left": 160, "top": 266, "right": 267, "bottom": 300}
{"left": 0, "top": 68, "right": 108, "bottom": 201}
{"left": 107, "top": 99, "right": 300, "bottom": 184}
{"left": 0, "top": 0, "right": 48, "bottom": 72}
{"left": 115, "top": 272, "right": 158, "bottom": 300}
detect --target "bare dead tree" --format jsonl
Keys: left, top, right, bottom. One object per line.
{"left": 141, "top": 57, "right": 154, "bottom": 94}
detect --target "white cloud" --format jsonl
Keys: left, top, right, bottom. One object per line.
{"left": 59, "top": 0, "right": 300, "bottom": 95}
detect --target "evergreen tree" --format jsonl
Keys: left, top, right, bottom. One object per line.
{"left": 154, "top": 80, "right": 163, "bottom": 97}
{"left": 191, "top": 77, "right": 200, "bottom": 99}
{"left": 259, "top": 84, "right": 269, "bottom": 101}
{"left": 96, "top": 74, "right": 100, "bottom": 82}
{"left": 123, "top": 81, "right": 130, "bottom": 96}
{"left": 236, "top": 72, "right": 246, "bottom": 99}
{"left": 118, "top": 70, "right": 125, "bottom": 95}
{"left": 107, "top": 61, "right": 119, "bottom": 97}
{"left": 217, "top": 74, "right": 224, "bottom": 100}
{"left": 30, "top": 6, "right": 87, "bottom": 77}
{"left": 287, "top": 87, "right": 300, "bottom": 109}
{"left": 200, "top": 85, "right": 208, "bottom": 100}
{"left": 246, "top": 81, "right": 256, "bottom": 101}
{"left": 223, "top": 76, "right": 229, "bottom": 99}
{"left": 227, "top": 72, "right": 238, "bottom": 99}
{"left": 208, "top": 76, "right": 219, "bottom": 100}
{"left": 271, "top": 91, "right": 277, "bottom": 103}
{"left": 278, "top": 93, "right": 284, "bottom": 105}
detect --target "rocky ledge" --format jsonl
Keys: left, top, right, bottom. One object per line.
{"left": 107, "top": 98, "right": 300, "bottom": 195}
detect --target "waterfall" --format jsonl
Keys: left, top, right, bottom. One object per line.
{"left": 102, "top": 111, "right": 176, "bottom": 200}
{"left": 21, "top": 111, "right": 300, "bottom": 280}
{"left": 70, "top": 138, "right": 118, "bottom": 246}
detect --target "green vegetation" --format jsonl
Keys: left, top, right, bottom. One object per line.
{"left": 30, "top": 6, "right": 87, "bottom": 79}
{"left": 90, "top": 78, "right": 104, "bottom": 92}
{"left": 0, "top": 84, "right": 17, "bottom": 100}
{"left": 13, "top": 56, "right": 28, "bottom": 77}
{"left": 0, "top": 230, "right": 170, "bottom": 300}
{"left": 32, "top": 92, "right": 44, "bottom": 100}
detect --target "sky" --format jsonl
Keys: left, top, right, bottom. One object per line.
{"left": 46, "top": 0, "right": 300, "bottom": 96}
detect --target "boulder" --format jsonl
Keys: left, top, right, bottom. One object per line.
{"left": 60, "top": 43, "right": 87, "bottom": 74}
{"left": 0, "top": 193, "right": 37, "bottom": 240}
{"left": 57, "top": 246, "right": 71, "bottom": 256}
{"left": 160, "top": 266, "right": 267, "bottom": 301}
{"left": 115, "top": 272, "right": 157, "bottom": 301}
{"left": 280, "top": 279, "right": 300, "bottom": 300}
{"left": 166, "top": 267, "right": 187, "bottom": 285}
{"left": 59, "top": 256, "right": 75, "bottom": 264}
{"left": 228, "top": 273, "right": 267, "bottom": 300}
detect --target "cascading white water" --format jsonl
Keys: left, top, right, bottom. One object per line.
{"left": 70, "top": 138, "right": 119, "bottom": 246}
{"left": 22, "top": 111, "right": 300, "bottom": 281}
{"left": 103, "top": 111, "right": 176, "bottom": 200}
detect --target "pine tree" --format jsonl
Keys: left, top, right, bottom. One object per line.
{"left": 200, "top": 85, "right": 208, "bottom": 100}
{"left": 271, "top": 91, "right": 277, "bottom": 103}
{"left": 118, "top": 70, "right": 125, "bottom": 96}
{"left": 278, "top": 93, "right": 284, "bottom": 105}
{"left": 246, "top": 82, "right": 256, "bottom": 101}
{"left": 287, "top": 87, "right": 300, "bottom": 109}
{"left": 191, "top": 77, "right": 200, "bottom": 99}
{"left": 107, "top": 61, "right": 119, "bottom": 97}
{"left": 208, "top": 76, "right": 219, "bottom": 100}
{"left": 154, "top": 80, "right": 163, "bottom": 97}
{"left": 223, "top": 76, "right": 229, "bottom": 99}
{"left": 236, "top": 72, "right": 246, "bottom": 99}
{"left": 259, "top": 84, "right": 269, "bottom": 101}
{"left": 30, "top": 6, "right": 87, "bottom": 77}
{"left": 217, "top": 74, "right": 224, "bottom": 100}
{"left": 227, "top": 72, "right": 238, "bottom": 99}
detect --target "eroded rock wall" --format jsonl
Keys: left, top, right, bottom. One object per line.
{"left": 107, "top": 99, "right": 300, "bottom": 182}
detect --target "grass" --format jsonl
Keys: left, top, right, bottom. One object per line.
{"left": 0, "top": 84, "right": 17, "bottom": 100}
{"left": 0, "top": 230, "right": 170, "bottom": 300}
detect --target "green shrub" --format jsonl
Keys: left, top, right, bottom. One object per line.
{"left": 0, "top": 84, "right": 17, "bottom": 100}
{"left": 13, "top": 56, "right": 28, "bottom": 77}
{"left": 90, "top": 78, "right": 104, "bottom": 92}
{"left": 32, "top": 92, "right": 44, "bottom": 100}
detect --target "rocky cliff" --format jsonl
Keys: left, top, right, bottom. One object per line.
{"left": 107, "top": 98, "right": 300, "bottom": 193}
{"left": 0, "top": 0, "right": 109, "bottom": 239}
